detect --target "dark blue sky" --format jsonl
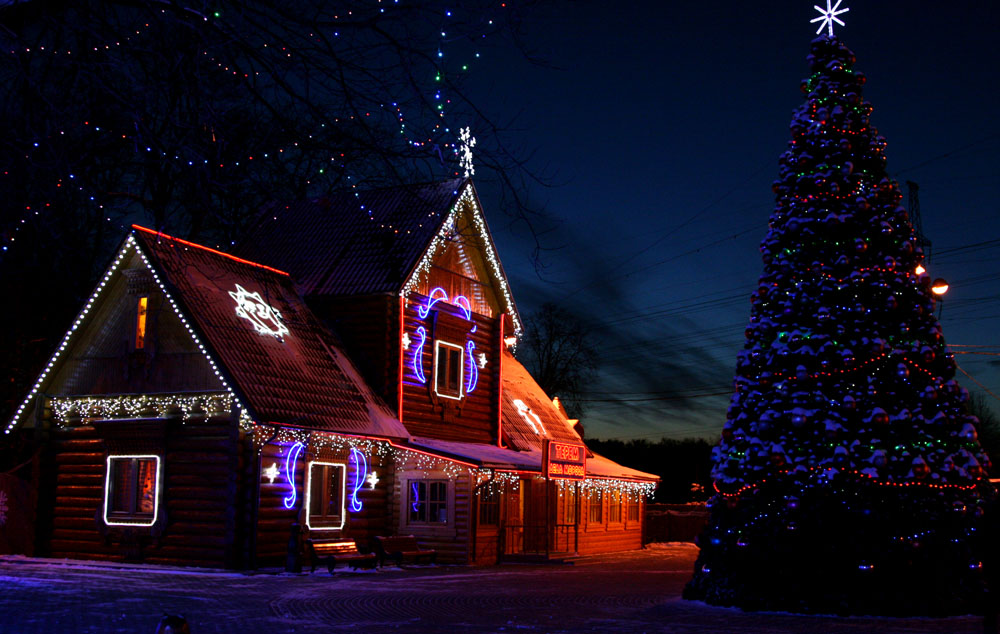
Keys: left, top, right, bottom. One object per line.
{"left": 469, "top": 1, "right": 1000, "bottom": 440}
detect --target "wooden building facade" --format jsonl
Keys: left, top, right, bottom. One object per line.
{"left": 5, "top": 179, "right": 657, "bottom": 568}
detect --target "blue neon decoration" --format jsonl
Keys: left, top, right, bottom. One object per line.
{"left": 466, "top": 340, "right": 479, "bottom": 394}
{"left": 417, "top": 287, "right": 449, "bottom": 319}
{"left": 413, "top": 326, "right": 428, "bottom": 383}
{"left": 453, "top": 295, "right": 472, "bottom": 320}
{"left": 416, "top": 286, "right": 473, "bottom": 321}
{"left": 283, "top": 442, "right": 305, "bottom": 510}
{"left": 412, "top": 287, "right": 479, "bottom": 389}
{"left": 349, "top": 448, "right": 367, "bottom": 513}
{"left": 411, "top": 482, "right": 420, "bottom": 513}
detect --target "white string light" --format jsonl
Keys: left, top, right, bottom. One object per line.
{"left": 401, "top": 183, "right": 522, "bottom": 337}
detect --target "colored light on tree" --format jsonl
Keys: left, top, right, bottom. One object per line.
{"left": 683, "top": 33, "right": 991, "bottom": 616}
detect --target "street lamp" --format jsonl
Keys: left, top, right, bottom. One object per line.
{"left": 931, "top": 278, "right": 949, "bottom": 318}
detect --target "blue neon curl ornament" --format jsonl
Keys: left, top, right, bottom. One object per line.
{"left": 466, "top": 340, "right": 479, "bottom": 394}
{"left": 413, "top": 326, "right": 428, "bottom": 383}
{"left": 411, "top": 482, "right": 420, "bottom": 513}
{"left": 349, "top": 448, "right": 367, "bottom": 513}
{"left": 453, "top": 295, "right": 473, "bottom": 320}
{"left": 283, "top": 442, "right": 305, "bottom": 510}
{"left": 417, "top": 287, "right": 450, "bottom": 319}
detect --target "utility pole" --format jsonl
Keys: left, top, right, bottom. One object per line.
{"left": 906, "top": 181, "right": 933, "bottom": 262}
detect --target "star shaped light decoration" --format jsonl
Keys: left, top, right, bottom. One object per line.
{"left": 229, "top": 284, "right": 290, "bottom": 340}
{"left": 263, "top": 462, "right": 280, "bottom": 484}
{"left": 811, "top": 0, "right": 849, "bottom": 36}
{"left": 366, "top": 471, "right": 380, "bottom": 490}
{"left": 458, "top": 126, "right": 476, "bottom": 178}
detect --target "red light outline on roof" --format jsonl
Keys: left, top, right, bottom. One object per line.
{"left": 132, "top": 225, "right": 290, "bottom": 277}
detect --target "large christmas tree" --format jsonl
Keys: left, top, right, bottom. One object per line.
{"left": 684, "top": 33, "right": 993, "bottom": 615}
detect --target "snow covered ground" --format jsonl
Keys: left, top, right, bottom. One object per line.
{"left": 0, "top": 544, "right": 986, "bottom": 633}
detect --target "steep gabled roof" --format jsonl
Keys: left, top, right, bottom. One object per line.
{"left": 237, "top": 179, "right": 465, "bottom": 296}
{"left": 131, "top": 227, "right": 407, "bottom": 437}
{"left": 5, "top": 226, "right": 408, "bottom": 439}
{"left": 501, "top": 350, "right": 588, "bottom": 452}
{"left": 236, "top": 178, "right": 522, "bottom": 334}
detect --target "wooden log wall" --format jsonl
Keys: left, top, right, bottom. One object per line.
{"left": 576, "top": 488, "right": 644, "bottom": 555}
{"left": 401, "top": 292, "right": 499, "bottom": 444}
{"left": 42, "top": 413, "right": 243, "bottom": 568}
{"left": 391, "top": 461, "right": 472, "bottom": 564}
{"left": 255, "top": 439, "right": 395, "bottom": 566}
{"left": 309, "top": 294, "right": 395, "bottom": 399}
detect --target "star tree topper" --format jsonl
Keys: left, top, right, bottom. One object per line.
{"left": 459, "top": 126, "right": 476, "bottom": 178}
{"left": 811, "top": 0, "right": 849, "bottom": 36}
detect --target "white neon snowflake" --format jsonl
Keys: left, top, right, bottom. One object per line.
{"left": 0, "top": 489, "right": 8, "bottom": 527}
{"left": 811, "top": 0, "right": 849, "bottom": 36}
{"left": 229, "top": 284, "right": 290, "bottom": 340}
{"left": 458, "top": 126, "right": 476, "bottom": 178}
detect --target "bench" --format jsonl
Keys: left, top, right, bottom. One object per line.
{"left": 306, "top": 538, "right": 377, "bottom": 573}
{"left": 373, "top": 535, "right": 437, "bottom": 567}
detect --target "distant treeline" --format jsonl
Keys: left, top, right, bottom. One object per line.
{"left": 587, "top": 437, "right": 715, "bottom": 504}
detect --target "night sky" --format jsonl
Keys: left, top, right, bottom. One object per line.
{"left": 470, "top": 1, "right": 1000, "bottom": 441}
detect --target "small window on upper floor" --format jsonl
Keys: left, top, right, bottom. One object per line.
{"left": 434, "top": 340, "right": 464, "bottom": 400}
{"left": 135, "top": 296, "right": 148, "bottom": 350}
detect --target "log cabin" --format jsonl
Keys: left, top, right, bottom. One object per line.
{"left": 4, "top": 178, "right": 657, "bottom": 568}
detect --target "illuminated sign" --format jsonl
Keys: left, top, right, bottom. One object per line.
{"left": 546, "top": 441, "right": 586, "bottom": 481}
{"left": 229, "top": 284, "right": 290, "bottom": 339}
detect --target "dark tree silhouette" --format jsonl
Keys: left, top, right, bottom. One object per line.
{"left": 0, "top": 0, "right": 548, "bottom": 426}
{"left": 517, "top": 302, "right": 598, "bottom": 418}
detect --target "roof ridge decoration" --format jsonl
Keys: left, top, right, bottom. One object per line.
{"left": 6, "top": 232, "right": 256, "bottom": 435}
{"left": 131, "top": 225, "right": 290, "bottom": 276}
{"left": 400, "top": 181, "right": 522, "bottom": 336}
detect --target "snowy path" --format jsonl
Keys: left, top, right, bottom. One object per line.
{"left": 0, "top": 544, "right": 986, "bottom": 633}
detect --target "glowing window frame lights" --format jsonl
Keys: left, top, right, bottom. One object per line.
{"left": 400, "top": 183, "right": 522, "bottom": 337}
{"left": 5, "top": 232, "right": 258, "bottom": 436}
{"left": 349, "top": 448, "right": 367, "bottom": 513}
{"left": 103, "top": 454, "right": 162, "bottom": 527}
{"left": 304, "top": 460, "right": 348, "bottom": 531}
{"left": 283, "top": 442, "right": 305, "bottom": 510}
{"left": 434, "top": 340, "right": 465, "bottom": 401}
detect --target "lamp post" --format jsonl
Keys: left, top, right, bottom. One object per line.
{"left": 931, "top": 278, "right": 949, "bottom": 318}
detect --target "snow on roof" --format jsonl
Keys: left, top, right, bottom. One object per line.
{"left": 236, "top": 179, "right": 466, "bottom": 296}
{"left": 586, "top": 451, "right": 659, "bottom": 482}
{"left": 132, "top": 226, "right": 409, "bottom": 439}
{"left": 406, "top": 437, "right": 543, "bottom": 471}
{"left": 501, "top": 350, "right": 584, "bottom": 451}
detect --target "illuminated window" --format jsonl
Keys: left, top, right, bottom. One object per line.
{"left": 104, "top": 455, "right": 160, "bottom": 526}
{"left": 409, "top": 480, "right": 448, "bottom": 524}
{"left": 588, "top": 489, "right": 603, "bottom": 524}
{"left": 627, "top": 496, "right": 641, "bottom": 523}
{"left": 608, "top": 490, "right": 622, "bottom": 524}
{"left": 561, "top": 486, "right": 577, "bottom": 525}
{"left": 306, "top": 462, "right": 346, "bottom": 530}
{"left": 478, "top": 487, "right": 499, "bottom": 525}
{"left": 135, "top": 296, "right": 148, "bottom": 349}
{"left": 434, "top": 341, "right": 464, "bottom": 400}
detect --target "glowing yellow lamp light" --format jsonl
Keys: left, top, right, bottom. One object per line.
{"left": 915, "top": 265, "right": 926, "bottom": 276}
{"left": 931, "top": 279, "right": 949, "bottom": 295}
